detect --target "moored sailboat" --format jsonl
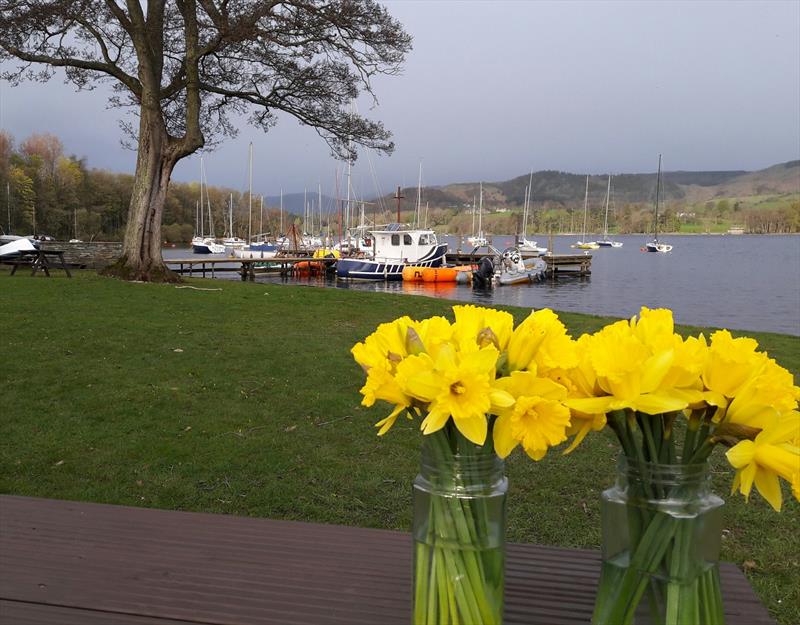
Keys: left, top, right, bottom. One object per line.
{"left": 597, "top": 175, "right": 622, "bottom": 248}
{"left": 645, "top": 155, "right": 673, "bottom": 253}
{"left": 573, "top": 175, "right": 599, "bottom": 249}
{"left": 516, "top": 171, "right": 547, "bottom": 254}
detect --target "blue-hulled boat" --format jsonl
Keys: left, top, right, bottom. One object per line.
{"left": 336, "top": 224, "right": 447, "bottom": 281}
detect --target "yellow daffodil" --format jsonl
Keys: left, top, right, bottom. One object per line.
{"left": 702, "top": 330, "right": 767, "bottom": 398}
{"left": 726, "top": 412, "right": 800, "bottom": 511}
{"left": 631, "top": 306, "right": 676, "bottom": 353}
{"left": 492, "top": 372, "right": 571, "bottom": 460}
{"left": 358, "top": 362, "right": 416, "bottom": 435}
{"left": 407, "top": 315, "right": 453, "bottom": 357}
{"left": 351, "top": 315, "right": 414, "bottom": 371}
{"left": 722, "top": 361, "right": 800, "bottom": 429}
{"left": 564, "top": 320, "right": 688, "bottom": 416}
{"left": 399, "top": 344, "right": 513, "bottom": 445}
{"left": 451, "top": 304, "right": 514, "bottom": 353}
{"left": 506, "top": 308, "right": 577, "bottom": 373}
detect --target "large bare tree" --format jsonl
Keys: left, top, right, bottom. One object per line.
{"left": 0, "top": 1, "right": 410, "bottom": 281}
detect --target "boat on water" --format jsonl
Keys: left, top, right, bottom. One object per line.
{"left": 336, "top": 224, "right": 447, "bottom": 280}
{"left": 497, "top": 248, "right": 546, "bottom": 285}
{"left": 467, "top": 183, "right": 489, "bottom": 249}
{"left": 597, "top": 175, "right": 623, "bottom": 248}
{"left": 573, "top": 176, "right": 599, "bottom": 249}
{"left": 193, "top": 237, "right": 226, "bottom": 254}
{"left": 516, "top": 172, "right": 547, "bottom": 254}
{"left": 644, "top": 155, "right": 673, "bottom": 253}
{"left": 192, "top": 157, "right": 224, "bottom": 254}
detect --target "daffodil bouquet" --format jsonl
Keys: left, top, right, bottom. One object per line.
{"left": 351, "top": 305, "right": 799, "bottom": 625}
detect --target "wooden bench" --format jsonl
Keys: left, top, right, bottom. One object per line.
{"left": 2, "top": 249, "right": 72, "bottom": 277}
{"left": 0, "top": 495, "right": 774, "bottom": 624}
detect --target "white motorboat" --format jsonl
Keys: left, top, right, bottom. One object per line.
{"left": 336, "top": 224, "right": 447, "bottom": 280}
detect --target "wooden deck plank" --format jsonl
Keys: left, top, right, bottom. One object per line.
{"left": 0, "top": 495, "right": 774, "bottom": 625}
{"left": 0, "top": 600, "right": 208, "bottom": 625}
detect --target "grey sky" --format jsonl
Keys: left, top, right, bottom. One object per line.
{"left": 1, "top": 0, "right": 798, "bottom": 200}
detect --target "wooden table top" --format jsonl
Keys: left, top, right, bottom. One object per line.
{"left": 0, "top": 495, "right": 774, "bottom": 625}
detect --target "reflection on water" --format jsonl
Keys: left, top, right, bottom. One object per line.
{"left": 164, "top": 235, "right": 800, "bottom": 335}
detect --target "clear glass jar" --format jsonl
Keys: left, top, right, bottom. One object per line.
{"left": 412, "top": 427, "right": 507, "bottom": 625}
{"left": 593, "top": 457, "right": 725, "bottom": 625}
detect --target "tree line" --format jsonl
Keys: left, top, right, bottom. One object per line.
{"left": 0, "top": 131, "right": 294, "bottom": 242}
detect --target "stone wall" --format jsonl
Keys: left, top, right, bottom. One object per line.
{"left": 40, "top": 241, "right": 123, "bottom": 269}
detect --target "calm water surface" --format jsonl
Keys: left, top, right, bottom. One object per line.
{"left": 165, "top": 235, "right": 800, "bottom": 335}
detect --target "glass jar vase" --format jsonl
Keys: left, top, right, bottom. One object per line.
{"left": 593, "top": 457, "right": 725, "bottom": 625}
{"left": 412, "top": 426, "right": 507, "bottom": 625}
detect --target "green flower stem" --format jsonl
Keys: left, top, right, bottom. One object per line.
{"left": 413, "top": 427, "right": 502, "bottom": 625}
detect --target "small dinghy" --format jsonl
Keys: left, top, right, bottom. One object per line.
{"left": 497, "top": 248, "right": 545, "bottom": 286}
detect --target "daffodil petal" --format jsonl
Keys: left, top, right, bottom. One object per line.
{"left": 640, "top": 349, "right": 675, "bottom": 393}
{"left": 493, "top": 415, "right": 518, "bottom": 459}
{"left": 404, "top": 371, "right": 442, "bottom": 402}
{"left": 754, "top": 467, "right": 783, "bottom": 511}
{"left": 420, "top": 407, "right": 450, "bottom": 435}
{"left": 375, "top": 404, "right": 407, "bottom": 436}
{"left": 489, "top": 388, "right": 515, "bottom": 409}
{"left": 455, "top": 414, "right": 488, "bottom": 445}
{"left": 631, "top": 391, "right": 688, "bottom": 415}
{"left": 565, "top": 396, "right": 615, "bottom": 414}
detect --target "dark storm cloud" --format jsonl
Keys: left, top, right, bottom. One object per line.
{"left": 2, "top": 0, "right": 798, "bottom": 199}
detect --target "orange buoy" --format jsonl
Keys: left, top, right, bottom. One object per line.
{"left": 402, "top": 265, "right": 426, "bottom": 281}
{"left": 422, "top": 267, "right": 458, "bottom": 283}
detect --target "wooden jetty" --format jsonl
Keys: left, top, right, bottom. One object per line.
{"left": 542, "top": 253, "right": 592, "bottom": 276}
{"left": 166, "top": 256, "right": 322, "bottom": 281}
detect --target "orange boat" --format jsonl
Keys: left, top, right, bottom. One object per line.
{"left": 422, "top": 267, "right": 458, "bottom": 283}
{"left": 402, "top": 266, "right": 426, "bottom": 282}
{"left": 294, "top": 260, "right": 326, "bottom": 275}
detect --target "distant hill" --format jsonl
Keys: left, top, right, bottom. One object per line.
{"left": 374, "top": 160, "right": 800, "bottom": 211}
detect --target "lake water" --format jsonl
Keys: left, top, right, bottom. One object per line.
{"left": 164, "top": 235, "right": 800, "bottom": 335}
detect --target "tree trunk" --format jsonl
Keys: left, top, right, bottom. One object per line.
{"left": 101, "top": 106, "right": 180, "bottom": 282}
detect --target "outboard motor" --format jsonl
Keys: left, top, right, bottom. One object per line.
{"left": 472, "top": 256, "right": 494, "bottom": 289}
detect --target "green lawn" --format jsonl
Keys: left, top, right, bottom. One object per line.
{"left": 1, "top": 269, "right": 798, "bottom": 624}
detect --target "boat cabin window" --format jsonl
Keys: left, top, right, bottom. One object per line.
{"left": 391, "top": 234, "right": 400, "bottom": 246}
{"left": 404, "top": 234, "right": 413, "bottom": 245}
{"left": 418, "top": 234, "right": 429, "bottom": 245}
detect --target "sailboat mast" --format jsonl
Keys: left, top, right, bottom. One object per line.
{"left": 6, "top": 182, "right": 10, "bottom": 234}
{"left": 471, "top": 194, "right": 476, "bottom": 235}
{"left": 229, "top": 193, "right": 233, "bottom": 238}
{"left": 478, "top": 182, "right": 483, "bottom": 236}
{"left": 318, "top": 183, "right": 323, "bottom": 237}
{"left": 654, "top": 154, "right": 662, "bottom": 243}
{"left": 603, "top": 175, "right": 611, "bottom": 239}
{"left": 280, "top": 188, "right": 283, "bottom": 234}
{"left": 259, "top": 195, "right": 263, "bottom": 241}
{"left": 199, "top": 157, "right": 204, "bottom": 237}
{"left": 525, "top": 169, "right": 533, "bottom": 238}
{"left": 582, "top": 175, "right": 589, "bottom": 240}
{"left": 248, "top": 142, "right": 253, "bottom": 242}
{"left": 416, "top": 161, "right": 422, "bottom": 228}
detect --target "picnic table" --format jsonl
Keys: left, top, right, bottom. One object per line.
{"left": 3, "top": 249, "right": 72, "bottom": 277}
{"left": 0, "top": 495, "right": 774, "bottom": 625}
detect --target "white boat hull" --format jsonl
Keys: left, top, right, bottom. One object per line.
{"left": 645, "top": 241, "right": 672, "bottom": 253}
